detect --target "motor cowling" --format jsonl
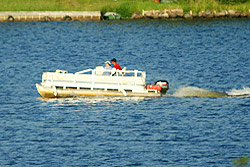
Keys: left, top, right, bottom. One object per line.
{"left": 155, "top": 80, "right": 169, "bottom": 95}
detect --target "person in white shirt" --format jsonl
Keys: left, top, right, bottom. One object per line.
{"left": 103, "top": 61, "right": 112, "bottom": 76}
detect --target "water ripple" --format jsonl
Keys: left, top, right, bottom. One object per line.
{"left": 0, "top": 20, "right": 250, "bottom": 166}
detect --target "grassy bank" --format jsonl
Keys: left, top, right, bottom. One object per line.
{"left": 0, "top": 0, "right": 250, "bottom": 17}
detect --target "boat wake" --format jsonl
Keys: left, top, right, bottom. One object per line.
{"left": 226, "top": 87, "right": 250, "bottom": 97}
{"left": 171, "top": 86, "right": 227, "bottom": 97}
{"left": 170, "top": 86, "right": 250, "bottom": 97}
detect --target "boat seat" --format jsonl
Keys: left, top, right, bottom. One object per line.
{"left": 56, "top": 70, "right": 68, "bottom": 74}
{"left": 112, "top": 67, "right": 127, "bottom": 76}
{"left": 111, "top": 68, "right": 116, "bottom": 76}
{"left": 95, "top": 66, "right": 104, "bottom": 75}
{"left": 121, "top": 67, "right": 126, "bottom": 76}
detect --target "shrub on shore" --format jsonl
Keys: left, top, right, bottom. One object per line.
{"left": 101, "top": 0, "right": 250, "bottom": 17}
{"left": 218, "top": 0, "right": 249, "bottom": 4}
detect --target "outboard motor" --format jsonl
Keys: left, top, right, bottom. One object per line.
{"left": 146, "top": 80, "right": 169, "bottom": 96}
{"left": 155, "top": 80, "right": 169, "bottom": 95}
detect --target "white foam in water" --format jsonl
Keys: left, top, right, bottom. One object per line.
{"left": 226, "top": 87, "right": 250, "bottom": 96}
{"left": 172, "top": 86, "right": 227, "bottom": 97}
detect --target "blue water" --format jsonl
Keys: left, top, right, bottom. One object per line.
{"left": 0, "top": 19, "right": 250, "bottom": 166}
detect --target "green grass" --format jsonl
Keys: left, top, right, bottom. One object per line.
{"left": 0, "top": 0, "right": 60, "bottom": 11}
{"left": 0, "top": 0, "right": 250, "bottom": 17}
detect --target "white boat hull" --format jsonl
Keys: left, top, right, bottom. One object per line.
{"left": 36, "top": 83, "right": 162, "bottom": 98}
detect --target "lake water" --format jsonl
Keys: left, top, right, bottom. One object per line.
{"left": 0, "top": 19, "right": 250, "bottom": 166}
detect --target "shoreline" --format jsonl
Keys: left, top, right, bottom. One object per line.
{"left": 0, "top": 9, "right": 250, "bottom": 22}
{"left": 132, "top": 9, "right": 250, "bottom": 19}
{"left": 0, "top": 11, "right": 101, "bottom": 22}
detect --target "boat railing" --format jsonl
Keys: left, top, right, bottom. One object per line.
{"left": 75, "top": 69, "right": 93, "bottom": 74}
{"left": 75, "top": 68, "right": 145, "bottom": 77}
{"left": 43, "top": 68, "right": 146, "bottom": 92}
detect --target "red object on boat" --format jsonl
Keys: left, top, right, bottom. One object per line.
{"left": 146, "top": 84, "right": 161, "bottom": 91}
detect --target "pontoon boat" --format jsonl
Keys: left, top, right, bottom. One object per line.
{"left": 36, "top": 67, "right": 169, "bottom": 98}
